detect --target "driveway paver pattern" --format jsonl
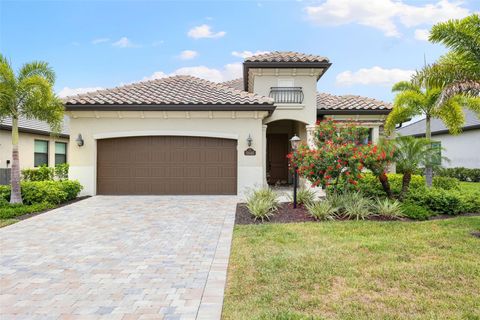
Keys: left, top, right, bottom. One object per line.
{"left": 0, "top": 196, "right": 238, "bottom": 320}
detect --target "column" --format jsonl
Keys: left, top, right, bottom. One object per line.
{"left": 262, "top": 124, "right": 268, "bottom": 187}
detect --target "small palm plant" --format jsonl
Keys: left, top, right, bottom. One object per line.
{"left": 0, "top": 55, "right": 64, "bottom": 204}
{"left": 394, "top": 136, "right": 440, "bottom": 200}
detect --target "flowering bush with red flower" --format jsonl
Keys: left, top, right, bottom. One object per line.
{"left": 288, "top": 118, "right": 395, "bottom": 194}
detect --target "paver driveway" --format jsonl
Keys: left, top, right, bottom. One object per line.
{"left": 0, "top": 196, "right": 238, "bottom": 320}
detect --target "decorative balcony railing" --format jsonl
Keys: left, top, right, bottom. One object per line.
{"left": 269, "top": 87, "right": 304, "bottom": 104}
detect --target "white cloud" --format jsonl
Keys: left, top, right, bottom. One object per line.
{"left": 92, "top": 38, "right": 109, "bottom": 45}
{"left": 187, "top": 24, "right": 226, "bottom": 39}
{"left": 414, "top": 28, "right": 430, "bottom": 41}
{"left": 179, "top": 50, "right": 198, "bottom": 60}
{"left": 231, "top": 50, "right": 270, "bottom": 59}
{"left": 112, "top": 37, "right": 136, "bottom": 48}
{"left": 335, "top": 66, "right": 415, "bottom": 86}
{"left": 305, "top": 0, "right": 471, "bottom": 37}
{"left": 143, "top": 63, "right": 242, "bottom": 83}
{"left": 58, "top": 87, "right": 103, "bottom": 98}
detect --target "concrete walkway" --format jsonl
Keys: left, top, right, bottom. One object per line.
{"left": 0, "top": 196, "right": 238, "bottom": 320}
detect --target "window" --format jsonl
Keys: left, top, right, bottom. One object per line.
{"left": 34, "top": 140, "right": 49, "bottom": 167}
{"left": 55, "top": 142, "right": 67, "bottom": 165}
{"left": 431, "top": 141, "right": 442, "bottom": 166}
{"left": 361, "top": 128, "right": 374, "bottom": 145}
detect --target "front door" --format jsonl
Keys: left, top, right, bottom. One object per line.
{"left": 267, "top": 134, "right": 289, "bottom": 184}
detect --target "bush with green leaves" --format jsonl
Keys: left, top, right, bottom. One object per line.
{"left": 331, "top": 173, "right": 426, "bottom": 199}
{"left": 401, "top": 203, "right": 432, "bottom": 220}
{"left": 373, "top": 198, "right": 404, "bottom": 219}
{"left": 456, "top": 190, "right": 480, "bottom": 213}
{"left": 435, "top": 167, "right": 480, "bottom": 182}
{"left": 21, "top": 165, "right": 54, "bottom": 181}
{"left": 246, "top": 187, "right": 279, "bottom": 221}
{"left": 55, "top": 163, "right": 69, "bottom": 180}
{"left": 0, "top": 203, "right": 54, "bottom": 220}
{"left": 432, "top": 176, "right": 460, "bottom": 190}
{"left": 306, "top": 200, "right": 338, "bottom": 221}
{"left": 406, "top": 188, "right": 462, "bottom": 215}
{"left": 288, "top": 188, "right": 316, "bottom": 206}
{"left": 0, "top": 180, "right": 82, "bottom": 205}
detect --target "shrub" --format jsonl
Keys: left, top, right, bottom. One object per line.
{"left": 0, "top": 203, "right": 54, "bottom": 220}
{"left": 246, "top": 187, "right": 279, "bottom": 221}
{"left": 306, "top": 200, "right": 338, "bottom": 221}
{"left": 456, "top": 190, "right": 480, "bottom": 213}
{"left": 59, "top": 180, "right": 83, "bottom": 201}
{"left": 432, "top": 176, "right": 460, "bottom": 190}
{"left": 288, "top": 188, "right": 316, "bottom": 206}
{"left": 341, "top": 192, "right": 373, "bottom": 220}
{"left": 406, "top": 188, "right": 462, "bottom": 215}
{"left": 435, "top": 167, "right": 480, "bottom": 182}
{"left": 0, "top": 180, "right": 82, "bottom": 205}
{"left": 0, "top": 185, "right": 10, "bottom": 201}
{"left": 55, "top": 163, "right": 69, "bottom": 180}
{"left": 373, "top": 198, "right": 404, "bottom": 219}
{"left": 331, "top": 173, "right": 426, "bottom": 199}
{"left": 21, "top": 165, "right": 54, "bottom": 181}
{"left": 401, "top": 203, "right": 432, "bottom": 220}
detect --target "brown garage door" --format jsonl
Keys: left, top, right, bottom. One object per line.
{"left": 97, "top": 136, "right": 237, "bottom": 195}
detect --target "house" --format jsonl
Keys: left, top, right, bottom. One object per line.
{"left": 0, "top": 117, "right": 70, "bottom": 170}
{"left": 397, "top": 109, "right": 480, "bottom": 168}
{"left": 64, "top": 51, "right": 392, "bottom": 196}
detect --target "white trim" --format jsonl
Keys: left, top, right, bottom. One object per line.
{"left": 275, "top": 104, "right": 305, "bottom": 110}
{"left": 93, "top": 130, "right": 239, "bottom": 140}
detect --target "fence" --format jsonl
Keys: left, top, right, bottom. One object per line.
{"left": 0, "top": 168, "right": 11, "bottom": 185}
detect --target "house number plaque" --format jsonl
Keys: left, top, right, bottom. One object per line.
{"left": 244, "top": 148, "right": 256, "bottom": 156}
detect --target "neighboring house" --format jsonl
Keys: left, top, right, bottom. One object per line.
{"left": 0, "top": 117, "right": 70, "bottom": 170}
{"left": 397, "top": 109, "right": 480, "bottom": 168}
{"left": 63, "top": 51, "right": 392, "bottom": 196}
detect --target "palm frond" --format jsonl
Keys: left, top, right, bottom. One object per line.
{"left": 437, "top": 97, "right": 465, "bottom": 135}
{"left": 392, "top": 81, "right": 420, "bottom": 93}
{"left": 18, "top": 61, "right": 55, "bottom": 84}
{"left": 385, "top": 104, "right": 417, "bottom": 134}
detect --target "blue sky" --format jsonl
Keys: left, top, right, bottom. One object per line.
{"left": 1, "top": 0, "right": 478, "bottom": 102}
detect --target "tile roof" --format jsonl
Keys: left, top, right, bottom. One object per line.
{"left": 0, "top": 116, "right": 70, "bottom": 137}
{"left": 244, "top": 51, "right": 330, "bottom": 63}
{"left": 317, "top": 92, "right": 392, "bottom": 112}
{"left": 64, "top": 75, "right": 273, "bottom": 106}
{"left": 221, "top": 78, "right": 244, "bottom": 91}
{"left": 397, "top": 109, "right": 480, "bottom": 136}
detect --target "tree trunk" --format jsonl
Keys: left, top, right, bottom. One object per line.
{"left": 378, "top": 172, "right": 393, "bottom": 198}
{"left": 10, "top": 116, "right": 23, "bottom": 204}
{"left": 425, "top": 115, "right": 433, "bottom": 187}
{"left": 400, "top": 171, "right": 411, "bottom": 201}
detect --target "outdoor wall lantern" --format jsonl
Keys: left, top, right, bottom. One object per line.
{"left": 247, "top": 134, "right": 253, "bottom": 147}
{"left": 76, "top": 134, "right": 84, "bottom": 147}
{"left": 290, "top": 134, "right": 301, "bottom": 208}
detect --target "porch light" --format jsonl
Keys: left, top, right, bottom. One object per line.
{"left": 289, "top": 134, "right": 301, "bottom": 209}
{"left": 247, "top": 134, "right": 253, "bottom": 147}
{"left": 76, "top": 134, "right": 84, "bottom": 147}
{"left": 290, "top": 134, "right": 301, "bottom": 150}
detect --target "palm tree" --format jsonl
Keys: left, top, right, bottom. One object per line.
{"left": 394, "top": 136, "right": 438, "bottom": 200}
{"left": 385, "top": 80, "right": 472, "bottom": 186}
{"left": 414, "top": 14, "right": 480, "bottom": 109}
{"left": 0, "top": 55, "right": 63, "bottom": 204}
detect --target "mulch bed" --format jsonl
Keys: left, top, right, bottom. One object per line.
{"left": 471, "top": 231, "right": 480, "bottom": 238}
{"left": 235, "top": 202, "right": 480, "bottom": 225}
{"left": 16, "top": 196, "right": 90, "bottom": 221}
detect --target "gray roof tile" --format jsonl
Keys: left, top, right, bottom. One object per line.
{"left": 316, "top": 92, "right": 392, "bottom": 111}
{"left": 64, "top": 75, "right": 273, "bottom": 106}
{"left": 244, "top": 51, "right": 330, "bottom": 63}
{"left": 0, "top": 116, "right": 70, "bottom": 136}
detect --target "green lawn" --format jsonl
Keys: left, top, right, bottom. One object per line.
{"left": 460, "top": 181, "right": 480, "bottom": 193}
{"left": 223, "top": 217, "right": 480, "bottom": 320}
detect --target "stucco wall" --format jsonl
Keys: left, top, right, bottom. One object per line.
{"left": 67, "top": 110, "right": 269, "bottom": 196}
{"left": 251, "top": 71, "right": 319, "bottom": 126}
{"left": 0, "top": 130, "right": 69, "bottom": 169}
{"left": 433, "top": 130, "right": 480, "bottom": 168}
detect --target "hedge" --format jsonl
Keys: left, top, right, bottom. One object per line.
{"left": 354, "top": 173, "right": 426, "bottom": 198}
{"left": 435, "top": 167, "right": 480, "bottom": 182}
{"left": 0, "top": 180, "right": 82, "bottom": 205}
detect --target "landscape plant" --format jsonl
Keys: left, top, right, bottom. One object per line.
{"left": 306, "top": 200, "right": 337, "bottom": 221}
{"left": 373, "top": 198, "right": 404, "bottom": 219}
{"left": 288, "top": 188, "right": 316, "bottom": 206}
{"left": 246, "top": 187, "right": 279, "bottom": 221}
{"left": 340, "top": 192, "right": 373, "bottom": 220}
{"left": 0, "top": 55, "right": 64, "bottom": 203}
{"left": 432, "top": 176, "right": 460, "bottom": 190}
